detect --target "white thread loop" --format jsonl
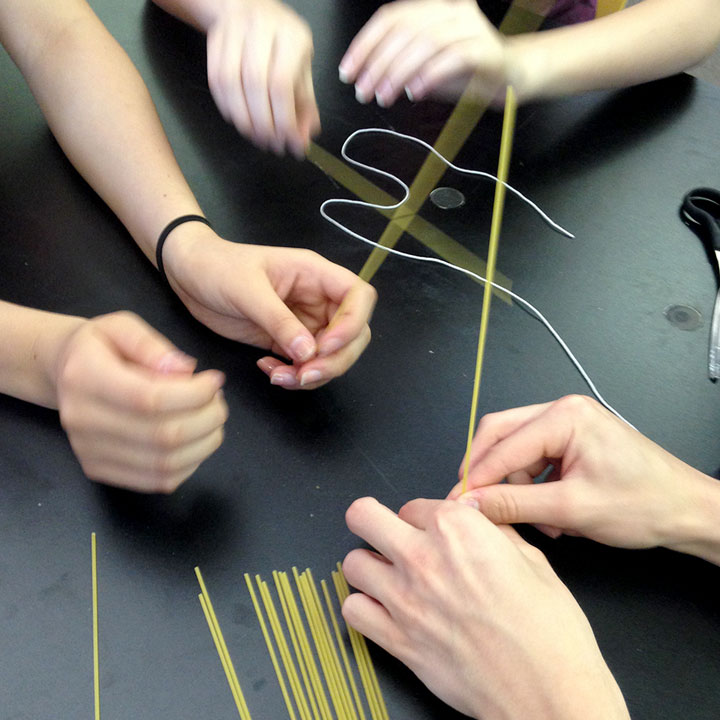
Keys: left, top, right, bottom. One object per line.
{"left": 319, "top": 129, "right": 633, "bottom": 429}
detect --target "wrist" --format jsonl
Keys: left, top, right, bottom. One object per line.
{"left": 663, "top": 468, "right": 720, "bottom": 565}
{"left": 160, "top": 220, "right": 220, "bottom": 289}
{"left": 503, "top": 35, "right": 546, "bottom": 105}
{"left": 32, "top": 313, "right": 87, "bottom": 409}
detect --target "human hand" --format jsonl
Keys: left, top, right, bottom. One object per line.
{"left": 343, "top": 497, "right": 629, "bottom": 720}
{"left": 449, "top": 395, "right": 718, "bottom": 555}
{"left": 338, "top": 0, "right": 507, "bottom": 108}
{"left": 52, "top": 311, "right": 227, "bottom": 493}
{"left": 163, "top": 224, "right": 376, "bottom": 389}
{"left": 205, "top": 0, "right": 320, "bottom": 157}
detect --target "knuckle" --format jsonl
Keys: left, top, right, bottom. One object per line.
{"left": 156, "top": 473, "right": 186, "bottom": 495}
{"left": 152, "top": 420, "right": 186, "bottom": 451}
{"left": 209, "top": 427, "right": 225, "bottom": 455}
{"left": 555, "top": 393, "right": 596, "bottom": 418}
{"left": 58, "top": 402, "right": 82, "bottom": 433}
{"left": 481, "top": 490, "right": 520, "bottom": 525}
{"left": 82, "top": 464, "right": 106, "bottom": 483}
{"left": 241, "top": 64, "right": 263, "bottom": 92}
{"left": 524, "top": 544, "right": 548, "bottom": 566}
{"left": 133, "top": 384, "right": 164, "bottom": 415}
{"left": 151, "top": 451, "right": 177, "bottom": 483}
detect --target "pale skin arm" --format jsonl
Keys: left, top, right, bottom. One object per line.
{"left": 0, "top": 301, "right": 227, "bottom": 493}
{"left": 448, "top": 394, "right": 720, "bottom": 567}
{"left": 152, "top": 0, "right": 321, "bottom": 157}
{"left": 1, "top": 0, "right": 375, "bottom": 389}
{"left": 339, "top": 0, "right": 720, "bottom": 108}
{"left": 343, "top": 497, "right": 630, "bottom": 720}
{"left": 0, "top": 0, "right": 373, "bottom": 488}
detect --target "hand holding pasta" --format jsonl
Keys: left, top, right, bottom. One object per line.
{"left": 449, "top": 395, "right": 720, "bottom": 566}
{"left": 162, "top": 223, "right": 376, "bottom": 389}
{"left": 342, "top": 497, "right": 630, "bottom": 720}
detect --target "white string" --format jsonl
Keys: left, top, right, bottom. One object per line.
{"left": 319, "top": 128, "right": 634, "bottom": 429}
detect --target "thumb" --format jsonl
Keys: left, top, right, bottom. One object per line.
{"left": 99, "top": 312, "right": 197, "bottom": 375}
{"left": 243, "top": 283, "right": 317, "bottom": 363}
{"left": 458, "top": 481, "right": 566, "bottom": 528}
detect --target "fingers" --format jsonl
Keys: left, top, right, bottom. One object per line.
{"left": 450, "top": 402, "right": 552, "bottom": 497}
{"left": 56, "top": 313, "right": 228, "bottom": 493}
{"left": 345, "top": 496, "right": 417, "bottom": 562}
{"left": 458, "top": 482, "right": 568, "bottom": 529}
{"left": 339, "top": 2, "right": 404, "bottom": 87}
{"left": 341, "top": 591, "right": 398, "bottom": 654}
{"left": 257, "top": 322, "right": 371, "bottom": 389}
{"left": 239, "top": 272, "right": 320, "bottom": 364}
{"left": 73, "top": 417, "right": 225, "bottom": 494}
{"left": 208, "top": 19, "right": 253, "bottom": 138}
{"left": 97, "top": 311, "right": 197, "bottom": 375}
{"left": 397, "top": 497, "right": 446, "bottom": 530}
{"left": 206, "top": 4, "right": 318, "bottom": 156}
{"left": 270, "top": 20, "right": 318, "bottom": 157}
{"left": 254, "top": 263, "right": 376, "bottom": 389}
{"left": 242, "top": 16, "right": 276, "bottom": 151}
{"left": 317, "top": 279, "right": 377, "bottom": 357}
{"left": 339, "top": 0, "right": 503, "bottom": 109}
{"left": 342, "top": 547, "right": 396, "bottom": 605}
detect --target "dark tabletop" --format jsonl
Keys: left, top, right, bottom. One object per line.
{"left": 1, "top": 1, "right": 719, "bottom": 718}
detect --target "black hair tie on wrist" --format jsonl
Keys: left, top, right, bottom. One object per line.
{"left": 156, "top": 214, "right": 212, "bottom": 285}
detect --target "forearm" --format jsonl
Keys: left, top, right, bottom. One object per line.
{"left": 152, "top": 0, "right": 218, "bottom": 31}
{"left": 0, "top": 0, "right": 203, "bottom": 265}
{"left": 665, "top": 470, "right": 720, "bottom": 567}
{"left": 505, "top": 0, "right": 720, "bottom": 103}
{"left": 152, "top": 0, "right": 265, "bottom": 32}
{"left": 0, "top": 301, "right": 83, "bottom": 409}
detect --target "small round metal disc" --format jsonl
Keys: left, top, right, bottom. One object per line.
{"left": 664, "top": 304, "right": 702, "bottom": 331}
{"left": 429, "top": 187, "right": 465, "bottom": 210}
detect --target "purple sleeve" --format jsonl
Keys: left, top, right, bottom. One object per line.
{"left": 546, "top": 0, "right": 598, "bottom": 25}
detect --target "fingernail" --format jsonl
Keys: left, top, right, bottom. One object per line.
{"left": 458, "top": 495, "right": 479, "bottom": 510}
{"left": 300, "top": 370, "right": 323, "bottom": 386}
{"left": 339, "top": 65, "right": 351, "bottom": 84}
{"left": 290, "top": 142, "right": 307, "bottom": 161}
{"left": 270, "top": 373, "right": 296, "bottom": 387}
{"left": 157, "top": 351, "right": 196, "bottom": 374}
{"left": 257, "top": 358, "right": 275, "bottom": 374}
{"left": 405, "top": 86, "right": 414, "bottom": 102}
{"left": 375, "top": 91, "right": 386, "bottom": 108}
{"left": 290, "top": 335, "right": 316, "bottom": 363}
{"left": 318, "top": 337, "right": 343, "bottom": 356}
{"left": 355, "top": 85, "right": 367, "bottom": 104}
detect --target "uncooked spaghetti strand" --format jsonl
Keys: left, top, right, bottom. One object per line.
{"left": 322, "top": 578, "right": 367, "bottom": 720}
{"left": 295, "top": 570, "right": 346, "bottom": 719}
{"left": 462, "top": 85, "right": 517, "bottom": 494}
{"left": 259, "top": 578, "right": 312, "bottom": 720}
{"left": 274, "top": 571, "right": 324, "bottom": 720}
{"left": 198, "top": 594, "right": 252, "bottom": 720}
{"left": 195, "top": 567, "right": 252, "bottom": 720}
{"left": 283, "top": 571, "right": 334, "bottom": 720}
{"left": 332, "top": 570, "right": 381, "bottom": 720}
{"left": 305, "top": 569, "right": 357, "bottom": 720}
{"left": 91, "top": 533, "right": 100, "bottom": 720}
{"left": 245, "top": 573, "right": 298, "bottom": 720}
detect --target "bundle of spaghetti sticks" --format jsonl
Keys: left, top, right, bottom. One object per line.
{"left": 195, "top": 564, "right": 389, "bottom": 720}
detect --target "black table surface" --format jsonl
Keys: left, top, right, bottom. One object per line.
{"left": 1, "top": 1, "right": 719, "bottom": 718}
